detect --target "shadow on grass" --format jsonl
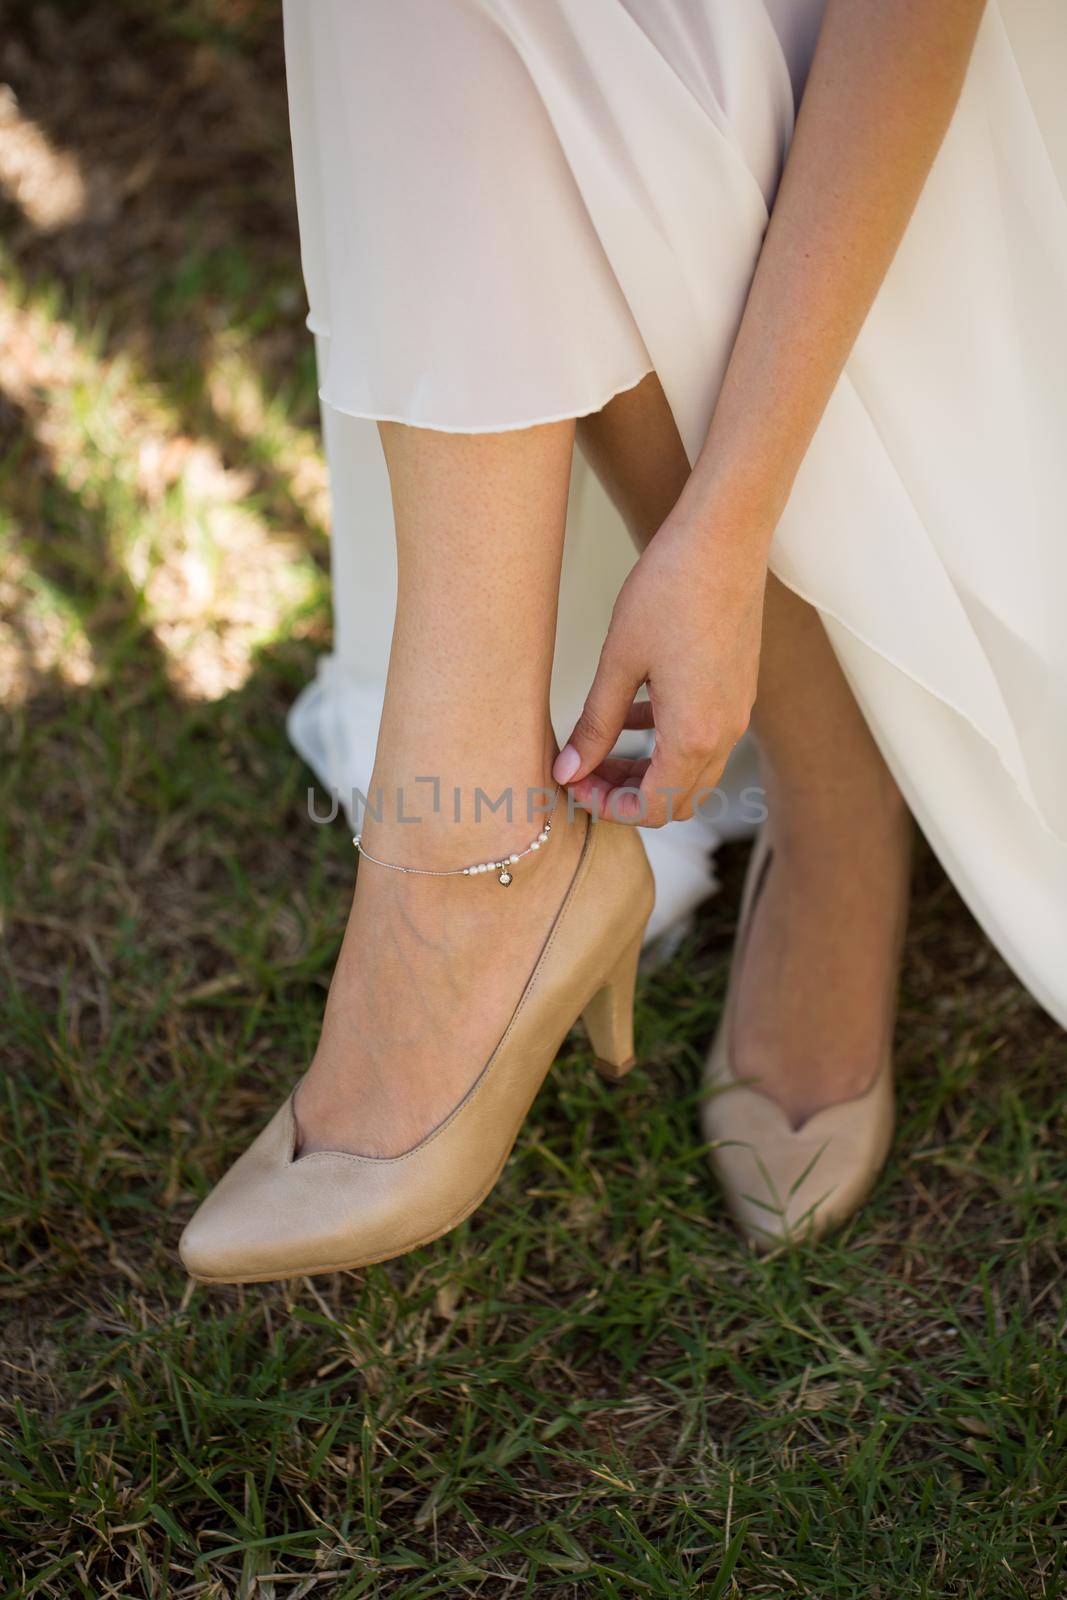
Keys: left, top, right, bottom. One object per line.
{"left": 1, "top": 0, "right": 327, "bottom": 566}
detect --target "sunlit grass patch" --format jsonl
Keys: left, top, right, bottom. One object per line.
{"left": 0, "top": 263, "right": 328, "bottom": 704}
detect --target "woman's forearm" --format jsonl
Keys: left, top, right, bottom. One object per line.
{"left": 679, "top": 0, "right": 986, "bottom": 544}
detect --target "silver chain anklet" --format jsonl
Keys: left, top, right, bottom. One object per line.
{"left": 353, "top": 796, "right": 559, "bottom": 887}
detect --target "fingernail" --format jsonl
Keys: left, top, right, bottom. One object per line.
{"left": 553, "top": 744, "right": 580, "bottom": 784}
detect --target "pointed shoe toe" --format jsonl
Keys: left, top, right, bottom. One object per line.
{"left": 701, "top": 1039, "right": 895, "bottom": 1251}
{"left": 179, "top": 1081, "right": 526, "bottom": 1284}
{"left": 179, "top": 1097, "right": 307, "bottom": 1283}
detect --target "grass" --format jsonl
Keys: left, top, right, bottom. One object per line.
{"left": 1, "top": 2, "right": 1065, "bottom": 1595}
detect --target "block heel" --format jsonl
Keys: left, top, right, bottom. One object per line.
{"left": 582, "top": 928, "right": 644, "bottom": 1080}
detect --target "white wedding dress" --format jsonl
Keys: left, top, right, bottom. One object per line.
{"left": 281, "top": 0, "right": 1067, "bottom": 1027}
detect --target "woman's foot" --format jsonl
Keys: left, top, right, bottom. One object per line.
{"left": 293, "top": 788, "right": 587, "bottom": 1158}
{"left": 731, "top": 777, "right": 912, "bottom": 1129}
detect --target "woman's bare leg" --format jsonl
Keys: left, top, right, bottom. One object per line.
{"left": 578, "top": 374, "right": 911, "bottom": 1124}
{"left": 295, "top": 420, "right": 588, "bottom": 1157}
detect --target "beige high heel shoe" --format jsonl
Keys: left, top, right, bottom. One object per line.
{"left": 701, "top": 831, "right": 898, "bottom": 1251}
{"left": 179, "top": 811, "right": 655, "bottom": 1284}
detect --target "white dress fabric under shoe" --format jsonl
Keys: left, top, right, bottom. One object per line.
{"left": 282, "top": 0, "right": 1067, "bottom": 1025}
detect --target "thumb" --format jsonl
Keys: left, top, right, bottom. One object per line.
{"left": 553, "top": 640, "right": 642, "bottom": 786}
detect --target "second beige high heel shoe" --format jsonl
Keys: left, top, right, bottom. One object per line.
{"left": 179, "top": 810, "right": 655, "bottom": 1284}
{"left": 701, "top": 831, "right": 898, "bottom": 1251}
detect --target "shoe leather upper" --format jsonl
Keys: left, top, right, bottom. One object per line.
{"left": 179, "top": 814, "right": 655, "bottom": 1281}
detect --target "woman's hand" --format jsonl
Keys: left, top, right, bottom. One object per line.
{"left": 552, "top": 509, "right": 768, "bottom": 826}
{"left": 553, "top": 0, "right": 985, "bottom": 830}
{"left": 550, "top": 0, "right": 985, "bottom": 831}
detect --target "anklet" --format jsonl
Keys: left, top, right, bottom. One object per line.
{"left": 353, "top": 796, "right": 559, "bottom": 887}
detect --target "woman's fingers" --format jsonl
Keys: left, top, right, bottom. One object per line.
{"left": 568, "top": 757, "right": 651, "bottom": 817}
{"left": 628, "top": 715, "right": 743, "bottom": 825}
{"left": 565, "top": 697, "right": 654, "bottom": 812}
{"left": 570, "top": 749, "right": 734, "bottom": 825}
{"left": 562, "top": 699, "right": 654, "bottom": 813}
{"left": 553, "top": 637, "right": 644, "bottom": 787}
{"left": 559, "top": 685, "right": 748, "bottom": 826}
{"left": 568, "top": 724, "right": 740, "bottom": 827}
